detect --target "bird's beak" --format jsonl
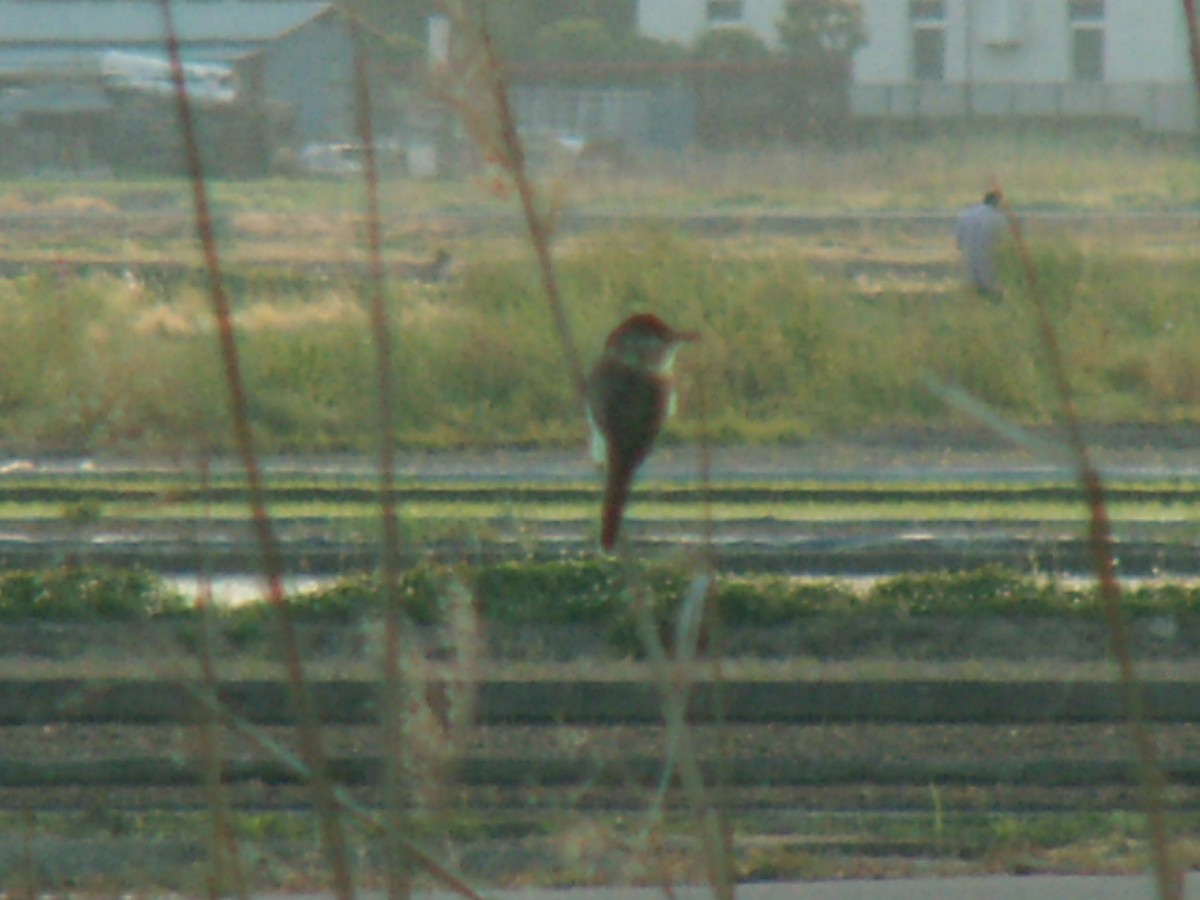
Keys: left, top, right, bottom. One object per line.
{"left": 672, "top": 329, "right": 701, "bottom": 343}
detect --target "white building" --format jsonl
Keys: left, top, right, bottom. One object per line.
{"left": 636, "top": 0, "right": 1199, "bottom": 132}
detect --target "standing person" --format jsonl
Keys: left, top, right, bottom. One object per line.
{"left": 955, "top": 189, "right": 1007, "bottom": 299}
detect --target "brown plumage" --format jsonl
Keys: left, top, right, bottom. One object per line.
{"left": 586, "top": 313, "right": 699, "bottom": 551}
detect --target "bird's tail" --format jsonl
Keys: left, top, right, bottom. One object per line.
{"left": 600, "top": 460, "right": 635, "bottom": 551}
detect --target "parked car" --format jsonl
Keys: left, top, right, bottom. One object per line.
{"left": 296, "top": 142, "right": 363, "bottom": 176}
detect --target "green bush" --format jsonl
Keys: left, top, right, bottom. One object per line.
{"left": 0, "top": 562, "right": 1196, "bottom": 640}
{"left": 287, "top": 567, "right": 453, "bottom": 625}
{"left": 864, "top": 565, "right": 1073, "bottom": 616}
{"left": 476, "top": 558, "right": 622, "bottom": 624}
{"left": 0, "top": 566, "right": 186, "bottom": 621}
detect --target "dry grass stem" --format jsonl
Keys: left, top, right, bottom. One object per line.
{"left": 184, "top": 683, "right": 488, "bottom": 900}
{"left": 1181, "top": 0, "right": 1200, "bottom": 111}
{"left": 159, "top": 1, "right": 355, "bottom": 895}
{"left": 1001, "top": 195, "right": 1181, "bottom": 900}
{"left": 623, "top": 563, "right": 734, "bottom": 900}
{"left": 437, "top": 4, "right": 736, "bottom": 894}
{"left": 351, "top": 37, "right": 415, "bottom": 900}
{"left": 191, "top": 455, "right": 250, "bottom": 900}
{"left": 436, "top": 0, "right": 587, "bottom": 401}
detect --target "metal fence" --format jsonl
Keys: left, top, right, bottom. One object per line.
{"left": 852, "top": 81, "right": 1199, "bottom": 133}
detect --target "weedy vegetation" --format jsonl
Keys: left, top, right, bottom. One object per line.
{"left": 2, "top": 0, "right": 1199, "bottom": 897}
{"left": 11, "top": 559, "right": 1200, "bottom": 636}
{"left": 0, "top": 234, "right": 1197, "bottom": 453}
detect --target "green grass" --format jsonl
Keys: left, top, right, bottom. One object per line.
{"left": 5, "top": 104, "right": 1197, "bottom": 899}
{"left": 0, "top": 229, "right": 1196, "bottom": 455}
{"left": 0, "top": 129, "right": 1196, "bottom": 457}
{"left": 1, "top": 471, "right": 1199, "bottom": 526}
{"left": 4, "top": 492, "right": 1200, "bottom": 529}
{"left": 8, "top": 561, "right": 1200, "bottom": 627}
{"left": 20, "top": 497, "right": 1190, "bottom": 523}
{"left": 4, "top": 129, "right": 1196, "bottom": 217}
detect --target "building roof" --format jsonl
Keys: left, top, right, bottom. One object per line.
{"left": 0, "top": 1, "right": 334, "bottom": 45}
{"left": 0, "top": 82, "right": 111, "bottom": 117}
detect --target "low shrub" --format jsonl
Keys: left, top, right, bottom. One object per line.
{"left": 1, "top": 562, "right": 1195, "bottom": 641}
{"left": 0, "top": 566, "right": 186, "bottom": 621}
{"left": 864, "top": 565, "right": 1076, "bottom": 616}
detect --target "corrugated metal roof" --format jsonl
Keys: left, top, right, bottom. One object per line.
{"left": 0, "top": 45, "right": 253, "bottom": 79}
{"left": 0, "top": 1, "right": 334, "bottom": 45}
{"left": 0, "top": 82, "right": 112, "bottom": 115}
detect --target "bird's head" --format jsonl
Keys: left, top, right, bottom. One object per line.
{"left": 604, "top": 313, "right": 700, "bottom": 373}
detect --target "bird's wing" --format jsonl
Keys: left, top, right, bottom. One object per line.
{"left": 587, "top": 358, "right": 667, "bottom": 472}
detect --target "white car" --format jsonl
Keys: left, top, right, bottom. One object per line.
{"left": 296, "top": 142, "right": 363, "bottom": 176}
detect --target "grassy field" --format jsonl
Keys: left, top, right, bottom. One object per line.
{"left": 0, "top": 129, "right": 1196, "bottom": 457}
{"left": 4, "top": 127, "right": 1198, "bottom": 215}
{"left": 0, "top": 169, "right": 1198, "bottom": 457}
{"left": 3, "top": 126, "right": 1199, "bottom": 894}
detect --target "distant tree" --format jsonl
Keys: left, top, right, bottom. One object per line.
{"left": 773, "top": 1, "right": 865, "bottom": 141}
{"left": 623, "top": 33, "right": 687, "bottom": 65}
{"left": 529, "top": 17, "right": 620, "bottom": 64}
{"left": 689, "top": 28, "right": 776, "bottom": 147}
{"left": 344, "top": 0, "right": 637, "bottom": 65}
{"left": 691, "top": 27, "right": 772, "bottom": 63}
{"left": 777, "top": 0, "right": 867, "bottom": 61}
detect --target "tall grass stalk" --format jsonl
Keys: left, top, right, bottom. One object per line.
{"left": 1001, "top": 195, "right": 1180, "bottom": 900}
{"left": 352, "top": 37, "right": 413, "bottom": 900}
{"left": 1182, "top": 0, "right": 1200, "bottom": 114}
{"left": 442, "top": 2, "right": 734, "bottom": 894}
{"left": 186, "top": 686, "right": 486, "bottom": 900}
{"left": 626, "top": 565, "right": 734, "bottom": 898}
{"left": 191, "top": 454, "right": 249, "bottom": 899}
{"left": 159, "top": 2, "right": 355, "bottom": 895}
{"left": 437, "top": 0, "right": 586, "bottom": 399}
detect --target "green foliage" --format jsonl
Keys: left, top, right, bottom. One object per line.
{"left": 865, "top": 566, "right": 1078, "bottom": 616}
{"left": 691, "top": 28, "right": 772, "bottom": 62}
{"left": 0, "top": 271, "right": 227, "bottom": 453}
{"left": 61, "top": 498, "right": 104, "bottom": 525}
{"left": 3, "top": 562, "right": 1200, "bottom": 640}
{"left": 529, "top": 18, "right": 621, "bottom": 64}
{"left": 0, "top": 567, "right": 186, "bottom": 621}
{"left": 778, "top": 0, "right": 867, "bottom": 60}
{"left": 717, "top": 578, "right": 859, "bottom": 622}
{"left": 283, "top": 567, "right": 448, "bottom": 624}
{"left": 4, "top": 229, "right": 1200, "bottom": 454}
{"left": 475, "top": 558, "right": 622, "bottom": 623}
{"left": 1121, "top": 583, "right": 1200, "bottom": 616}
{"left": 240, "top": 323, "right": 378, "bottom": 452}
{"left": 351, "top": 0, "right": 642, "bottom": 65}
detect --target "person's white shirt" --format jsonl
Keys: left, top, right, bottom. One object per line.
{"left": 955, "top": 193, "right": 1006, "bottom": 297}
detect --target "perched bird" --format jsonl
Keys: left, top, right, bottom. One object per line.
{"left": 586, "top": 313, "right": 699, "bottom": 551}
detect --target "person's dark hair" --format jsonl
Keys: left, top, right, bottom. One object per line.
{"left": 983, "top": 189, "right": 1002, "bottom": 207}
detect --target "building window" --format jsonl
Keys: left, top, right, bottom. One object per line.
{"left": 911, "top": 0, "right": 946, "bottom": 20}
{"left": 1068, "top": 0, "right": 1103, "bottom": 21}
{"left": 1069, "top": 0, "right": 1104, "bottom": 81}
{"left": 707, "top": 0, "right": 744, "bottom": 23}
{"left": 911, "top": 0, "right": 946, "bottom": 81}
